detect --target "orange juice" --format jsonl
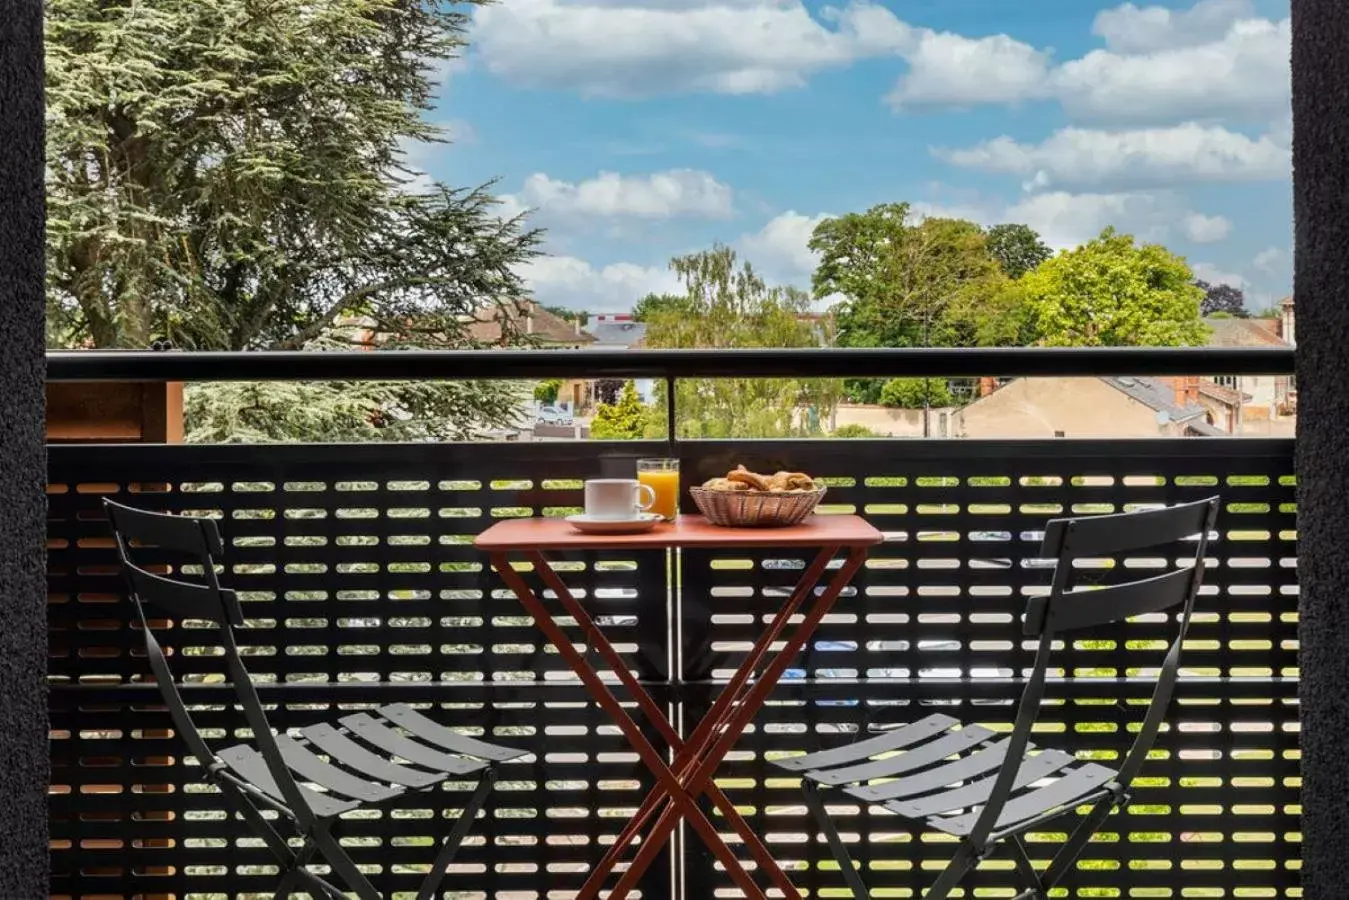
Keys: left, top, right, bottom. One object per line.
{"left": 638, "top": 468, "right": 680, "bottom": 521}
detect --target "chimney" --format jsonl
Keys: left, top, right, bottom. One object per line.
{"left": 574, "top": 316, "right": 581, "bottom": 337}
{"left": 1171, "top": 376, "right": 1200, "bottom": 408}
{"left": 978, "top": 376, "right": 998, "bottom": 397}
{"left": 1281, "top": 297, "right": 1295, "bottom": 346}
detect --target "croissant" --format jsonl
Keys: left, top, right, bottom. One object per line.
{"left": 726, "top": 465, "right": 771, "bottom": 492}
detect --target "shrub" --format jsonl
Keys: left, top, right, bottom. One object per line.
{"left": 879, "top": 377, "right": 954, "bottom": 409}
{"left": 832, "top": 424, "right": 878, "bottom": 439}
{"left": 533, "top": 379, "right": 562, "bottom": 404}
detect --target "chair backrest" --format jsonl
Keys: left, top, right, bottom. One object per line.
{"left": 104, "top": 498, "right": 316, "bottom": 822}
{"left": 965, "top": 496, "right": 1220, "bottom": 847}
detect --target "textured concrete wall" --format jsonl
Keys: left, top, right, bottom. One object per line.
{"left": 1293, "top": 0, "right": 1349, "bottom": 894}
{"left": 0, "top": 0, "right": 49, "bottom": 894}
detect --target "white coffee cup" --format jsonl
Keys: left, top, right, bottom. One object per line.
{"left": 584, "top": 479, "right": 656, "bottom": 520}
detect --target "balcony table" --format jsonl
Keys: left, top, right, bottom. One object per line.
{"left": 476, "top": 513, "right": 884, "bottom": 900}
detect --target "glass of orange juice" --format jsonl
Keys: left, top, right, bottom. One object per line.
{"left": 637, "top": 458, "right": 680, "bottom": 522}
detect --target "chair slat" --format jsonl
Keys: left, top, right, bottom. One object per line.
{"left": 340, "top": 713, "right": 486, "bottom": 774}
{"left": 809, "top": 726, "right": 997, "bottom": 787}
{"left": 216, "top": 745, "right": 357, "bottom": 819}
{"left": 127, "top": 565, "right": 231, "bottom": 621}
{"left": 273, "top": 735, "right": 404, "bottom": 802}
{"left": 1046, "top": 567, "right": 1196, "bottom": 633}
{"left": 105, "top": 498, "right": 223, "bottom": 556}
{"left": 772, "top": 713, "right": 960, "bottom": 772}
{"left": 302, "top": 723, "right": 445, "bottom": 789}
{"left": 847, "top": 738, "right": 1016, "bottom": 803}
{"left": 883, "top": 750, "right": 1077, "bottom": 821}
{"left": 1040, "top": 497, "right": 1216, "bottom": 559}
{"left": 931, "top": 763, "right": 1117, "bottom": 837}
{"left": 379, "top": 703, "right": 527, "bottom": 762}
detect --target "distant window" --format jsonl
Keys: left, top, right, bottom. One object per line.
{"left": 1214, "top": 375, "right": 1238, "bottom": 389}
{"left": 1054, "top": 430, "right": 1066, "bottom": 438}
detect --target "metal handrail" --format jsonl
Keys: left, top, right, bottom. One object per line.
{"left": 46, "top": 346, "right": 1294, "bottom": 382}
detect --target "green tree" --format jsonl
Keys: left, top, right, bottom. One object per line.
{"left": 1014, "top": 228, "right": 1209, "bottom": 347}
{"left": 879, "top": 377, "right": 955, "bottom": 409}
{"left": 45, "top": 0, "right": 538, "bottom": 353}
{"left": 534, "top": 379, "right": 563, "bottom": 404}
{"left": 985, "top": 223, "right": 1053, "bottom": 279}
{"left": 633, "top": 292, "right": 694, "bottom": 322}
{"left": 46, "top": 0, "right": 539, "bottom": 441}
{"left": 831, "top": 423, "right": 878, "bottom": 439}
{"left": 590, "top": 381, "right": 653, "bottom": 440}
{"left": 643, "top": 245, "right": 841, "bottom": 439}
{"left": 811, "top": 203, "right": 1012, "bottom": 349}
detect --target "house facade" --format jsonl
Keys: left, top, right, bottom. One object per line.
{"left": 952, "top": 376, "right": 1226, "bottom": 439}
{"left": 1204, "top": 296, "right": 1296, "bottom": 422}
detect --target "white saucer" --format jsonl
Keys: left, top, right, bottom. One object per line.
{"left": 566, "top": 512, "right": 664, "bottom": 535}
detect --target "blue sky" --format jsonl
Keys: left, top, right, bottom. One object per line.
{"left": 408, "top": 0, "right": 1292, "bottom": 314}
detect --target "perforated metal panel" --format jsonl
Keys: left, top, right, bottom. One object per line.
{"left": 47, "top": 438, "right": 1298, "bottom": 898}
{"left": 678, "top": 440, "right": 1299, "bottom": 899}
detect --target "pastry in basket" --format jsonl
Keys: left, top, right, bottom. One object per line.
{"left": 701, "top": 476, "right": 750, "bottom": 492}
{"left": 703, "top": 465, "right": 817, "bottom": 493}
{"left": 726, "top": 465, "right": 771, "bottom": 492}
{"left": 767, "top": 470, "right": 816, "bottom": 492}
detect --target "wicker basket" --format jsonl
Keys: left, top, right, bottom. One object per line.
{"left": 690, "top": 486, "right": 827, "bottom": 528}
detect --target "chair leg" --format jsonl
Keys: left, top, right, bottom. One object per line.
{"left": 922, "top": 840, "right": 978, "bottom": 900}
{"left": 803, "top": 781, "right": 871, "bottom": 900}
{"left": 1039, "top": 797, "right": 1117, "bottom": 891}
{"left": 1007, "top": 835, "right": 1045, "bottom": 897}
{"left": 415, "top": 769, "right": 497, "bottom": 900}
{"left": 309, "top": 822, "right": 383, "bottom": 900}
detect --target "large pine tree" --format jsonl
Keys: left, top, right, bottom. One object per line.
{"left": 45, "top": 0, "right": 539, "bottom": 440}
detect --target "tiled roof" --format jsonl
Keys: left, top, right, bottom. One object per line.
{"left": 1203, "top": 316, "right": 1287, "bottom": 348}
{"left": 1103, "top": 376, "right": 1209, "bottom": 423}
{"left": 467, "top": 301, "right": 595, "bottom": 345}
{"left": 1198, "top": 380, "right": 1249, "bottom": 405}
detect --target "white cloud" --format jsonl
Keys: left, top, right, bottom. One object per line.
{"left": 1254, "top": 246, "right": 1287, "bottom": 273}
{"left": 471, "top": 0, "right": 901, "bottom": 98}
{"left": 938, "top": 124, "right": 1289, "bottom": 190}
{"left": 1192, "top": 262, "right": 1247, "bottom": 288}
{"left": 737, "top": 210, "right": 832, "bottom": 278}
{"left": 1091, "top": 0, "right": 1256, "bottom": 52}
{"left": 471, "top": 0, "right": 1289, "bottom": 126}
{"left": 885, "top": 30, "right": 1052, "bottom": 109}
{"left": 520, "top": 254, "right": 681, "bottom": 313}
{"left": 1183, "top": 212, "right": 1233, "bottom": 243}
{"left": 884, "top": 1, "right": 1290, "bottom": 124}
{"left": 1053, "top": 15, "right": 1290, "bottom": 123}
{"left": 502, "top": 169, "right": 734, "bottom": 220}
{"left": 1003, "top": 191, "right": 1187, "bottom": 250}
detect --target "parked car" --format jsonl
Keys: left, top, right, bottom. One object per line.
{"left": 535, "top": 405, "right": 573, "bottom": 426}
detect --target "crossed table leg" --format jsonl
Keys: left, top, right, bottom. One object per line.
{"left": 489, "top": 544, "right": 869, "bottom": 900}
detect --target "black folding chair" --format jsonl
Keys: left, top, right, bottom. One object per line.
{"left": 773, "top": 497, "right": 1220, "bottom": 900}
{"left": 105, "top": 498, "right": 527, "bottom": 899}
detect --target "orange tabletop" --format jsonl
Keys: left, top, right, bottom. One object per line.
{"left": 474, "top": 513, "right": 883, "bottom": 552}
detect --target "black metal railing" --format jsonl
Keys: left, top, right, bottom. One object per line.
{"left": 45, "top": 349, "right": 1298, "bottom": 899}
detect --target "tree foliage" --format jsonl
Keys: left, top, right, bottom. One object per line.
{"left": 1014, "top": 229, "right": 1209, "bottom": 347}
{"left": 45, "top": 0, "right": 539, "bottom": 352}
{"left": 534, "top": 379, "right": 562, "bottom": 404}
{"left": 590, "top": 381, "right": 653, "bottom": 440}
{"left": 1195, "top": 280, "right": 1248, "bottom": 317}
{"left": 985, "top": 223, "right": 1052, "bottom": 279}
{"left": 643, "top": 246, "right": 840, "bottom": 439}
{"left": 831, "top": 423, "right": 878, "bottom": 439}
{"left": 633, "top": 292, "right": 694, "bottom": 322}
{"left": 184, "top": 338, "right": 523, "bottom": 443}
{"left": 879, "top": 377, "right": 955, "bottom": 409}
{"left": 811, "top": 203, "right": 1017, "bottom": 350}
